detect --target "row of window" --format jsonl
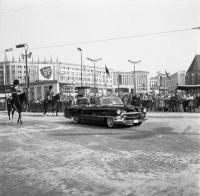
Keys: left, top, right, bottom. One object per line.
{"left": 60, "top": 76, "right": 112, "bottom": 83}
{"left": 61, "top": 66, "right": 107, "bottom": 74}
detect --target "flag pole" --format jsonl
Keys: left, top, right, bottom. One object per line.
{"left": 105, "top": 72, "right": 107, "bottom": 96}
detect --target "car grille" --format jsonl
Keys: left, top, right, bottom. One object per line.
{"left": 122, "top": 112, "right": 141, "bottom": 120}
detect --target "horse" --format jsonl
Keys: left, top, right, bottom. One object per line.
{"left": 7, "top": 92, "right": 27, "bottom": 125}
{"left": 43, "top": 93, "right": 61, "bottom": 116}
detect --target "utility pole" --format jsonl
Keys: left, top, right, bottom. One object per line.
{"left": 77, "top": 48, "right": 83, "bottom": 86}
{"left": 16, "top": 43, "right": 32, "bottom": 111}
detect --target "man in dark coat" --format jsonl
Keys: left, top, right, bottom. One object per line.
{"left": 11, "top": 79, "right": 22, "bottom": 108}
{"left": 46, "top": 86, "right": 54, "bottom": 101}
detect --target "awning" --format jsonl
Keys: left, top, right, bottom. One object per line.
{"left": 176, "top": 85, "right": 200, "bottom": 90}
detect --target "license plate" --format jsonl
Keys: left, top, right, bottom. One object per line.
{"left": 133, "top": 120, "right": 139, "bottom": 123}
{"left": 126, "top": 120, "right": 133, "bottom": 124}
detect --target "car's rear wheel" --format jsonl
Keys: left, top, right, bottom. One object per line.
{"left": 133, "top": 122, "right": 142, "bottom": 126}
{"left": 72, "top": 117, "right": 80, "bottom": 124}
{"left": 106, "top": 117, "right": 115, "bottom": 128}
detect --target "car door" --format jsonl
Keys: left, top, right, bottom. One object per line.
{"left": 82, "top": 105, "right": 103, "bottom": 122}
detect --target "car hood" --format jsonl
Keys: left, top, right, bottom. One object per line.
{"left": 101, "top": 104, "right": 138, "bottom": 112}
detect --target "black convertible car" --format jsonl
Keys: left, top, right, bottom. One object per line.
{"left": 64, "top": 97, "right": 147, "bottom": 128}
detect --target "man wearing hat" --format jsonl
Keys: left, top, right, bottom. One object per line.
{"left": 11, "top": 79, "right": 22, "bottom": 107}
{"left": 12, "top": 79, "right": 22, "bottom": 94}
{"left": 46, "top": 86, "right": 54, "bottom": 101}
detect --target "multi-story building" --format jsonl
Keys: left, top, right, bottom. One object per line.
{"left": 149, "top": 77, "right": 158, "bottom": 91}
{"left": 0, "top": 60, "right": 113, "bottom": 87}
{"left": 168, "top": 70, "right": 185, "bottom": 92}
{"left": 0, "top": 60, "right": 114, "bottom": 99}
{"left": 153, "top": 70, "right": 185, "bottom": 94}
{"left": 113, "top": 71, "right": 149, "bottom": 94}
{"left": 59, "top": 63, "right": 113, "bottom": 89}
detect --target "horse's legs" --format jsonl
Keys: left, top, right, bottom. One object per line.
{"left": 8, "top": 109, "right": 11, "bottom": 123}
{"left": 11, "top": 107, "right": 15, "bottom": 123}
{"left": 17, "top": 112, "right": 19, "bottom": 125}
{"left": 43, "top": 102, "right": 47, "bottom": 115}
{"left": 18, "top": 110, "right": 22, "bottom": 125}
{"left": 17, "top": 109, "right": 22, "bottom": 125}
{"left": 51, "top": 103, "right": 55, "bottom": 116}
{"left": 44, "top": 102, "right": 49, "bottom": 116}
{"left": 56, "top": 104, "right": 58, "bottom": 116}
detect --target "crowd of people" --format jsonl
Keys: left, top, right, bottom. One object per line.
{"left": 6, "top": 79, "right": 200, "bottom": 113}
{"left": 120, "top": 92, "right": 200, "bottom": 112}
{"left": 26, "top": 91, "right": 200, "bottom": 113}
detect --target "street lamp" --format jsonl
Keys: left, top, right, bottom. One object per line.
{"left": 192, "top": 27, "right": 200, "bottom": 30}
{"left": 77, "top": 48, "right": 83, "bottom": 86}
{"left": 87, "top": 57, "right": 102, "bottom": 88}
{"left": 16, "top": 43, "right": 32, "bottom": 110}
{"left": 4, "top": 48, "right": 13, "bottom": 110}
{"left": 128, "top": 59, "right": 141, "bottom": 94}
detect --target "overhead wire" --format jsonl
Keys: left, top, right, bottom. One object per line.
{"left": 0, "top": 26, "right": 199, "bottom": 55}
{"left": 29, "top": 27, "right": 199, "bottom": 50}
{"left": 0, "top": 0, "right": 60, "bottom": 15}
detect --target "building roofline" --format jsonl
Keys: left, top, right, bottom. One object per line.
{"left": 113, "top": 70, "right": 149, "bottom": 74}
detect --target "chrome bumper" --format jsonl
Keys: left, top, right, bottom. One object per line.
{"left": 112, "top": 113, "right": 143, "bottom": 125}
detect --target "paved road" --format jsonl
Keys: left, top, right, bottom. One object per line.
{"left": 0, "top": 111, "right": 200, "bottom": 196}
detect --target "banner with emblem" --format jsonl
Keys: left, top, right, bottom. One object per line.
{"left": 39, "top": 64, "right": 53, "bottom": 80}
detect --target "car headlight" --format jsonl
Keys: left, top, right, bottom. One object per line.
{"left": 116, "top": 109, "right": 121, "bottom": 115}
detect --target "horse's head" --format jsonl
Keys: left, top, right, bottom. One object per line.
{"left": 19, "top": 92, "right": 28, "bottom": 105}
{"left": 53, "top": 93, "right": 61, "bottom": 102}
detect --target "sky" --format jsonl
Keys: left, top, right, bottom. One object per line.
{"left": 0, "top": 0, "right": 200, "bottom": 76}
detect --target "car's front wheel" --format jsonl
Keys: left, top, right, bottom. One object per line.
{"left": 72, "top": 117, "right": 80, "bottom": 124}
{"left": 106, "top": 117, "right": 115, "bottom": 128}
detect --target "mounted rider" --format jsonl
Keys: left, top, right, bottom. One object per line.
{"left": 46, "top": 86, "right": 54, "bottom": 101}
{"left": 11, "top": 79, "right": 22, "bottom": 107}
{"left": 12, "top": 79, "right": 22, "bottom": 94}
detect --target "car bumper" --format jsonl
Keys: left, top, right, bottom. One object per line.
{"left": 112, "top": 116, "right": 142, "bottom": 125}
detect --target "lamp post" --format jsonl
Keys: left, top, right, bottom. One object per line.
{"left": 77, "top": 48, "right": 83, "bottom": 86}
{"left": 128, "top": 59, "right": 141, "bottom": 94}
{"left": 87, "top": 57, "right": 102, "bottom": 88}
{"left": 16, "top": 43, "right": 32, "bottom": 111}
{"left": 4, "top": 48, "right": 13, "bottom": 110}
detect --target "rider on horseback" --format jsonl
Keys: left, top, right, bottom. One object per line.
{"left": 11, "top": 79, "right": 22, "bottom": 109}
{"left": 46, "top": 86, "right": 54, "bottom": 101}
{"left": 12, "top": 79, "right": 22, "bottom": 94}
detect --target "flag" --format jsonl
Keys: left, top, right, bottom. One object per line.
{"left": 165, "top": 70, "right": 170, "bottom": 79}
{"left": 105, "top": 65, "right": 110, "bottom": 76}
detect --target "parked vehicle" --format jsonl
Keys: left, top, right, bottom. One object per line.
{"left": 64, "top": 96, "right": 147, "bottom": 128}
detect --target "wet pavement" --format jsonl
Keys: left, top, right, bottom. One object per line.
{"left": 0, "top": 111, "right": 200, "bottom": 196}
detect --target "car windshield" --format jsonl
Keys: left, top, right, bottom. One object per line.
{"left": 100, "top": 97, "right": 123, "bottom": 105}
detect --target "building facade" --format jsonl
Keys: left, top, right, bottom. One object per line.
{"left": 113, "top": 71, "right": 149, "bottom": 94}
{"left": 149, "top": 76, "right": 158, "bottom": 91}
{"left": 168, "top": 70, "right": 185, "bottom": 92}
{"left": 0, "top": 60, "right": 114, "bottom": 99}
{"left": 0, "top": 60, "right": 113, "bottom": 87}
{"left": 59, "top": 63, "right": 113, "bottom": 90}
